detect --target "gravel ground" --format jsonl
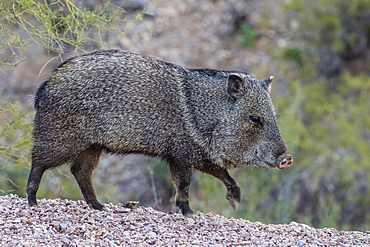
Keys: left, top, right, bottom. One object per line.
{"left": 0, "top": 194, "right": 368, "bottom": 246}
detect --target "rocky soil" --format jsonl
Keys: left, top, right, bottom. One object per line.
{"left": 1, "top": 195, "right": 369, "bottom": 246}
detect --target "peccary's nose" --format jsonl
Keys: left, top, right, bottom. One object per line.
{"left": 277, "top": 154, "right": 293, "bottom": 169}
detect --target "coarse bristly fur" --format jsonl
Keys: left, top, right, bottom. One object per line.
{"left": 27, "top": 49, "right": 293, "bottom": 215}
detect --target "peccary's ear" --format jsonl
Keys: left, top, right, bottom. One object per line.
{"left": 227, "top": 74, "right": 245, "bottom": 100}
{"left": 260, "top": 76, "right": 273, "bottom": 93}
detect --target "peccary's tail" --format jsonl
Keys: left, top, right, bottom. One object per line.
{"left": 34, "top": 80, "right": 49, "bottom": 109}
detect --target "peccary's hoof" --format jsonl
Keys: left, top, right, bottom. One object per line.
{"left": 178, "top": 208, "right": 194, "bottom": 217}
{"left": 28, "top": 203, "right": 38, "bottom": 208}
{"left": 183, "top": 211, "right": 194, "bottom": 217}
{"left": 176, "top": 200, "right": 194, "bottom": 216}
{"left": 183, "top": 212, "right": 196, "bottom": 219}
{"left": 277, "top": 154, "right": 293, "bottom": 169}
{"left": 226, "top": 185, "right": 240, "bottom": 210}
{"left": 176, "top": 206, "right": 193, "bottom": 216}
{"left": 88, "top": 201, "right": 104, "bottom": 210}
{"left": 27, "top": 196, "right": 38, "bottom": 207}
{"left": 228, "top": 198, "right": 240, "bottom": 210}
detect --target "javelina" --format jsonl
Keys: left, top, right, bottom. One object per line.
{"left": 26, "top": 50, "right": 293, "bottom": 215}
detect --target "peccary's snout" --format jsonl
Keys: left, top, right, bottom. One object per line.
{"left": 277, "top": 154, "right": 293, "bottom": 169}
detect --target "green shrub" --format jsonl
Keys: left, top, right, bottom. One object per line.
{"left": 238, "top": 22, "right": 259, "bottom": 48}
{"left": 0, "top": 0, "right": 131, "bottom": 69}
{"left": 0, "top": 101, "right": 32, "bottom": 195}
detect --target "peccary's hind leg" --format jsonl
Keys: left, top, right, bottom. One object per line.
{"left": 168, "top": 160, "right": 194, "bottom": 216}
{"left": 198, "top": 166, "right": 240, "bottom": 210}
{"left": 27, "top": 144, "right": 73, "bottom": 207}
{"left": 27, "top": 165, "right": 47, "bottom": 206}
{"left": 70, "top": 144, "right": 103, "bottom": 210}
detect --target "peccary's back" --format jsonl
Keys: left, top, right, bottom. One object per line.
{"left": 34, "top": 50, "right": 229, "bottom": 157}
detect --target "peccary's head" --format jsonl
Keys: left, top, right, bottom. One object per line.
{"left": 210, "top": 73, "right": 293, "bottom": 169}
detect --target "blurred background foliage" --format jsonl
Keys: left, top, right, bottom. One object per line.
{"left": 0, "top": 0, "right": 369, "bottom": 231}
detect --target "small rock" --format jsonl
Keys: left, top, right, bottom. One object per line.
{"left": 59, "top": 223, "right": 68, "bottom": 231}
{"left": 121, "top": 201, "right": 139, "bottom": 209}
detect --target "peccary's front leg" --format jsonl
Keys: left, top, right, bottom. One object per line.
{"left": 168, "top": 161, "right": 194, "bottom": 216}
{"left": 199, "top": 166, "right": 240, "bottom": 210}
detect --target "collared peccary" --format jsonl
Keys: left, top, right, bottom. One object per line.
{"left": 26, "top": 50, "right": 293, "bottom": 215}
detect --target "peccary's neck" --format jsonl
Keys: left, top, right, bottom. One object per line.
{"left": 178, "top": 68, "right": 232, "bottom": 153}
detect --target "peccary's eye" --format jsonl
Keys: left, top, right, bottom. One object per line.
{"left": 249, "top": 115, "right": 262, "bottom": 125}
